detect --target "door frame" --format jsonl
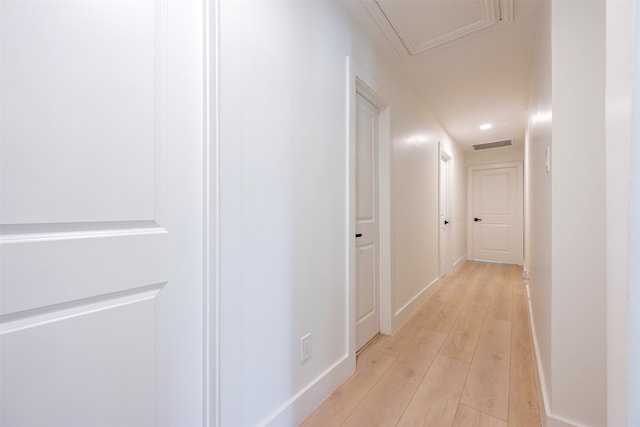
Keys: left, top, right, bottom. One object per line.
{"left": 205, "top": 0, "right": 219, "bottom": 425}
{"left": 347, "top": 57, "right": 392, "bottom": 358}
{"left": 439, "top": 146, "right": 452, "bottom": 277}
{"left": 467, "top": 161, "right": 524, "bottom": 264}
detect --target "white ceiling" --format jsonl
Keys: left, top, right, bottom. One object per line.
{"left": 340, "top": 0, "right": 542, "bottom": 151}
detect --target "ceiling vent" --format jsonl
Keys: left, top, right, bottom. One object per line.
{"left": 472, "top": 139, "right": 513, "bottom": 151}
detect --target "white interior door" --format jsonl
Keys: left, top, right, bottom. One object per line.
{"left": 439, "top": 156, "right": 449, "bottom": 277}
{"left": 471, "top": 164, "right": 522, "bottom": 264}
{"left": 0, "top": 1, "right": 204, "bottom": 425}
{"left": 355, "top": 92, "right": 380, "bottom": 351}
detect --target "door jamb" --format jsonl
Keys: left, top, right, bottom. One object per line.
{"left": 205, "top": 0, "right": 219, "bottom": 425}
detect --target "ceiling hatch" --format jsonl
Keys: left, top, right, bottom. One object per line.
{"left": 472, "top": 139, "right": 513, "bottom": 150}
{"left": 365, "top": 0, "right": 514, "bottom": 58}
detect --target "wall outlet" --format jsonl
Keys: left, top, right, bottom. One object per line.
{"left": 300, "top": 333, "right": 312, "bottom": 363}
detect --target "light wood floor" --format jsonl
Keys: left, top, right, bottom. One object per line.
{"left": 300, "top": 261, "right": 541, "bottom": 427}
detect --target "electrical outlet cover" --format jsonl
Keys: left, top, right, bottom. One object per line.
{"left": 300, "top": 333, "right": 312, "bottom": 363}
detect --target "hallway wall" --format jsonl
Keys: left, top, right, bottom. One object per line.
{"left": 217, "top": 2, "right": 465, "bottom": 425}
{"left": 526, "top": 0, "right": 553, "bottom": 421}
{"left": 526, "top": 0, "right": 607, "bottom": 425}
{"left": 605, "top": 0, "right": 634, "bottom": 424}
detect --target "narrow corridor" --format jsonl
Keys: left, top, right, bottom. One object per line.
{"left": 301, "top": 262, "right": 541, "bottom": 427}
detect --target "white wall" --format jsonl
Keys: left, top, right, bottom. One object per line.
{"left": 551, "top": 2, "right": 606, "bottom": 424}
{"left": 526, "top": 0, "right": 553, "bottom": 420}
{"left": 390, "top": 95, "right": 465, "bottom": 327}
{"left": 628, "top": 3, "right": 640, "bottom": 425}
{"left": 605, "top": 0, "right": 634, "bottom": 424}
{"left": 526, "top": 1, "right": 607, "bottom": 425}
{"left": 217, "top": 1, "right": 466, "bottom": 425}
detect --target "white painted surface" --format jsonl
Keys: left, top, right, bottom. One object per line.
{"left": 526, "top": 0, "right": 552, "bottom": 418}
{"left": 440, "top": 140, "right": 468, "bottom": 273}
{"left": 439, "top": 155, "right": 449, "bottom": 277}
{"left": 526, "top": 1, "right": 607, "bottom": 425}
{"left": 469, "top": 164, "right": 522, "bottom": 264}
{"left": 351, "top": 73, "right": 393, "bottom": 338}
{"left": 0, "top": 0, "right": 205, "bottom": 425}
{"left": 551, "top": 2, "right": 606, "bottom": 424}
{"left": 217, "top": 2, "right": 466, "bottom": 425}
{"left": 355, "top": 92, "right": 380, "bottom": 350}
{"left": 389, "top": 93, "right": 465, "bottom": 329}
{"left": 219, "top": 4, "right": 352, "bottom": 425}
{"left": 628, "top": 3, "right": 640, "bottom": 425}
{"left": 340, "top": 0, "right": 541, "bottom": 151}
{"left": 605, "top": 0, "right": 634, "bottom": 425}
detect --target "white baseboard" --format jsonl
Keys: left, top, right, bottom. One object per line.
{"left": 261, "top": 353, "right": 354, "bottom": 427}
{"left": 392, "top": 276, "right": 440, "bottom": 331}
{"left": 526, "top": 283, "right": 581, "bottom": 427}
{"left": 546, "top": 415, "right": 579, "bottom": 427}
{"left": 526, "top": 283, "right": 549, "bottom": 426}
{"left": 452, "top": 255, "right": 466, "bottom": 272}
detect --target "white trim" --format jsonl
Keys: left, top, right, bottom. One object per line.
{"left": 378, "top": 106, "right": 392, "bottom": 335}
{"left": 452, "top": 254, "right": 466, "bottom": 272}
{"left": 394, "top": 277, "right": 440, "bottom": 317}
{"left": 467, "top": 161, "right": 524, "bottom": 265}
{"left": 362, "top": 0, "right": 513, "bottom": 58}
{"left": 527, "top": 284, "right": 583, "bottom": 427}
{"left": 346, "top": 56, "right": 357, "bottom": 363}
{"left": 349, "top": 58, "right": 393, "bottom": 339}
{"left": 203, "top": 0, "right": 219, "bottom": 425}
{"left": 439, "top": 144, "right": 452, "bottom": 277}
{"left": 257, "top": 354, "right": 352, "bottom": 426}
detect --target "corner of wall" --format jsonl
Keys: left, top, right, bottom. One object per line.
{"left": 391, "top": 276, "right": 441, "bottom": 332}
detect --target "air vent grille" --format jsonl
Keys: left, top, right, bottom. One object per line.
{"left": 472, "top": 139, "right": 513, "bottom": 151}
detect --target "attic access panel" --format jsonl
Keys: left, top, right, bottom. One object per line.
{"left": 366, "top": 0, "right": 513, "bottom": 58}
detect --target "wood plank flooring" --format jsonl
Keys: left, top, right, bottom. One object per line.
{"left": 300, "top": 261, "right": 541, "bottom": 427}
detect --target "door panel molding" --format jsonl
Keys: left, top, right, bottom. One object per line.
{"left": 0, "top": 0, "right": 207, "bottom": 423}
{"left": 467, "top": 161, "right": 523, "bottom": 264}
{"left": 348, "top": 59, "right": 392, "bottom": 359}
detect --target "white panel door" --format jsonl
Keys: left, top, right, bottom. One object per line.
{"left": 471, "top": 165, "right": 521, "bottom": 264}
{"left": 0, "top": 0, "right": 204, "bottom": 425}
{"left": 355, "top": 93, "right": 380, "bottom": 351}
{"left": 439, "top": 157, "right": 449, "bottom": 277}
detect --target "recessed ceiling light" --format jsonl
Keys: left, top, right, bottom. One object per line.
{"left": 480, "top": 123, "right": 492, "bottom": 130}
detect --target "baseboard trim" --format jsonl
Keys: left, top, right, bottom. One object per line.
{"left": 526, "top": 283, "right": 581, "bottom": 427}
{"left": 392, "top": 276, "right": 440, "bottom": 331}
{"left": 546, "top": 415, "right": 580, "bottom": 427}
{"left": 260, "top": 353, "right": 354, "bottom": 426}
{"left": 452, "top": 255, "right": 466, "bottom": 273}
{"left": 526, "top": 283, "right": 549, "bottom": 426}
